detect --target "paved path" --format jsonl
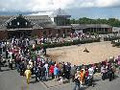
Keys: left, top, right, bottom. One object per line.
{"left": 42, "top": 73, "right": 120, "bottom": 90}
{"left": 0, "top": 67, "right": 120, "bottom": 90}
{"left": 0, "top": 67, "right": 46, "bottom": 90}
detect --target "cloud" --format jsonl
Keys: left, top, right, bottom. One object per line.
{"left": 0, "top": 0, "right": 30, "bottom": 11}
{"left": 77, "top": 0, "right": 120, "bottom": 8}
{"left": 0, "top": 0, "right": 74, "bottom": 12}
{"left": 0, "top": 0, "right": 120, "bottom": 12}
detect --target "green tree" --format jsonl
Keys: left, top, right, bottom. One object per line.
{"left": 70, "top": 17, "right": 120, "bottom": 27}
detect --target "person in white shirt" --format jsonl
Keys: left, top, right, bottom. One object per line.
{"left": 87, "top": 66, "right": 94, "bottom": 86}
{"left": 44, "top": 63, "right": 49, "bottom": 79}
{"left": 88, "top": 67, "right": 94, "bottom": 76}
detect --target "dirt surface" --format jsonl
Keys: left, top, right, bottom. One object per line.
{"left": 47, "top": 41, "right": 120, "bottom": 65}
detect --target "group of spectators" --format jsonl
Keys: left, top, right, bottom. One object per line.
{"left": 0, "top": 36, "right": 120, "bottom": 90}
{"left": 73, "top": 56, "right": 120, "bottom": 90}
{"left": 34, "top": 32, "right": 99, "bottom": 45}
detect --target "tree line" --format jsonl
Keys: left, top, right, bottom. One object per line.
{"left": 70, "top": 17, "right": 120, "bottom": 27}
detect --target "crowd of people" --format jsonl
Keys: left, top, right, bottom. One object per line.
{"left": 0, "top": 36, "right": 120, "bottom": 90}
{"left": 73, "top": 57, "right": 120, "bottom": 90}
{"left": 34, "top": 32, "right": 100, "bottom": 45}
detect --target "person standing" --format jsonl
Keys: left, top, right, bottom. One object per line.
{"left": 111, "top": 65, "right": 116, "bottom": 79}
{"left": 73, "top": 71, "right": 81, "bottom": 90}
{"left": 0, "top": 55, "right": 2, "bottom": 71}
{"left": 54, "top": 65, "right": 59, "bottom": 79}
{"left": 33, "top": 65, "right": 40, "bottom": 82}
{"left": 44, "top": 62, "right": 49, "bottom": 80}
{"left": 65, "top": 63, "right": 71, "bottom": 80}
{"left": 88, "top": 66, "right": 94, "bottom": 77}
{"left": 88, "top": 66, "right": 94, "bottom": 86}
{"left": 19, "top": 61, "right": 25, "bottom": 76}
{"left": 8, "top": 50, "right": 14, "bottom": 70}
{"left": 49, "top": 64, "right": 54, "bottom": 79}
{"left": 9, "top": 58, "right": 13, "bottom": 70}
{"left": 71, "top": 65, "right": 76, "bottom": 82}
{"left": 80, "top": 69, "right": 85, "bottom": 85}
{"left": 108, "top": 66, "right": 113, "bottom": 81}
{"left": 41, "top": 65, "right": 46, "bottom": 81}
{"left": 24, "top": 65, "right": 32, "bottom": 84}
{"left": 101, "top": 65, "right": 107, "bottom": 80}
{"left": 6, "top": 49, "right": 8, "bottom": 59}
{"left": 43, "top": 47, "right": 46, "bottom": 55}
{"left": 28, "top": 59, "right": 33, "bottom": 74}
{"left": 117, "top": 59, "right": 120, "bottom": 74}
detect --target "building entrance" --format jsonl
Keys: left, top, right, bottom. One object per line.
{"left": 8, "top": 30, "right": 32, "bottom": 38}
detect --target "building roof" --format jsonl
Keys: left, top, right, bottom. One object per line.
{"left": 7, "top": 28, "right": 33, "bottom": 31}
{"left": 0, "top": 15, "right": 112, "bottom": 31}
{"left": 71, "top": 24, "right": 87, "bottom": 30}
{"left": 71, "top": 24, "right": 112, "bottom": 30}
{"left": 0, "top": 16, "right": 11, "bottom": 29}
{"left": 0, "top": 15, "right": 53, "bottom": 30}
{"left": 54, "top": 26, "right": 72, "bottom": 29}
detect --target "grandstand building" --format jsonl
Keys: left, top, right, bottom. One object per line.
{"left": 0, "top": 9, "right": 112, "bottom": 39}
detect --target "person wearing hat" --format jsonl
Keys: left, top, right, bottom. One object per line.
{"left": 24, "top": 65, "right": 32, "bottom": 84}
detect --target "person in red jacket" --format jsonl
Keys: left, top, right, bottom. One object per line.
{"left": 49, "top": 64, "right": 54, "bottom": 79}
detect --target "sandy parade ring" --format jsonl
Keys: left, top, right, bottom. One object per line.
{"left": 47, "top": 41, "right": 120, "bottom": 65}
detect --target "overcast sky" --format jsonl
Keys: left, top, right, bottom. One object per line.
{"left": 0, "top": 0, "right": 120, "bottom": 19}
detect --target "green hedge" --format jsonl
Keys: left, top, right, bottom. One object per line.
{"left": 112, "top": 42, "right": 120, "bottom": 47}
{"left": 110, "top": 39, "right": 120, "bottom": 47}
{"left": 104, "top": 36, "right": 120, "bottom": 41}
{"left": 111, "top": 40, "right": 120, "bottom": 47}
{"left": 30, "top": 38, "right": 100, "bottom": 51}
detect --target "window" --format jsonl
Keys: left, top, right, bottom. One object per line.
{"left": 17, "top": 22, "right": 20, "bottom": 26}
{"left": 49, "top": 30, "right": 51, "bottom": 34}
{"left": 63, "top": 30, "right": 65, "bottom": 33}
{"left": 9, "top": 22, "right": 12, "bottom": 26}
{"left": 58, "top": 29, "right": 60, "bottom": 33}
{"left": 67, "top": 30, "right": 70, "bottom": 33}
{"left": 25, "top": 22, "right": 28, "bottom": 26}
{"left": 43, "top": 31, "right": 46, "bottom": 35}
